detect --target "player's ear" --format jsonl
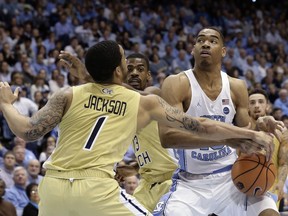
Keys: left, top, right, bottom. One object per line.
{"left": 222, "top": 47, "right": 226, "bottom": 58}
{"left": 147, "top": 71, "right": 152, "bottom": 83}
{"left": 191, "top": 47, "right": 195, "bottom": 57}
{"left": 114, "top": 66, "right": 122, "bottom": 78}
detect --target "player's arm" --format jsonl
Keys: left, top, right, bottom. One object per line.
{"left": 121, "top": 83, "right": 160, "bottom": 96}
{"left": 0, "top": 82, "right": 71, "bottom": 141}
{"left": 158, "top": 74, "right": 237, "bottom": 148}
{"left": 272, "top": 130, "right": 288, "bottom": 199}
{"left": 58, "top": 51, "right": 94, "bottom": 83}
{"left": 230, "top": 77, "right": 251, "bottom": 127}
{"left": 138, "top": 92, "right": 274, "bottom": 158}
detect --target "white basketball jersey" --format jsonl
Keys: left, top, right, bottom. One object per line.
{"left": 176, "top": 70, "right": 237, "bottom": 174}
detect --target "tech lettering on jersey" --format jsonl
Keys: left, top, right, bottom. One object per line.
{"left": 133, "top": 135, "right": 152, "bottom": 167}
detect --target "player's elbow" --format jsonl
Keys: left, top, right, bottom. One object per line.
{"left": 159, "top": 130, "right": 178, "bottom": 148}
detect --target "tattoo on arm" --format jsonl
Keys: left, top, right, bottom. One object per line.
{"left": 25, "top": 92, "right": 67, "bottom": 140}
{"left": 157, "top": 97, "right": 205, "bottom": 133}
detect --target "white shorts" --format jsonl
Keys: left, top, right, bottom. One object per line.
{"left": 153, "top": 170, "right": 278, "bottom": 216}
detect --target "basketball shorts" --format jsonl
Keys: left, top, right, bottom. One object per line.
{"left": 39, "top": 169, "right": 152, "bottom": 216}
{"left": 153, "top": 170, "right": 278, "bottom": 216}
{"left": 133, "top": 178, "right": 172, "bottom": 212}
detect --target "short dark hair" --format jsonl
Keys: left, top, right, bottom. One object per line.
{"left": 26, "top": 183, "right": 38, "bottom": 199}
{"left": 85, "top": 40, "right": 122, "bottom": 83}
{"left": 126, "top": 53, "right": 150, "bottom": 69}
{"left": 3, "top": 151, "right": 15, "bottom": 159}
{"left": 197, "top": 26, "right": 225, "bottom": 45}
{"left": 249, "top": 88, "right": 269, "bottom": 101}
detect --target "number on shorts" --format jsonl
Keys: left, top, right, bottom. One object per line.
{"left": 83, "top": 116, "right": 108, "bottom": 150}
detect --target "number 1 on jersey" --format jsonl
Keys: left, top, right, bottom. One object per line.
{"left": 83, "top": 116, "right": 108, "bottom": 151}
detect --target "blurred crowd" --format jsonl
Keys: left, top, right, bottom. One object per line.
{"left": 0, "top": 0, "right": 288, "bottom": 215}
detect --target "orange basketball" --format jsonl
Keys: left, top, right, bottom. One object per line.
{"left": 231, "top": 153, "right": 277, "bottom": 196}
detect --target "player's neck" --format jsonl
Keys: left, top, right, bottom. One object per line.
{"left": 193, "top": 67, "right": 222, "bottom": 87}
{"left": 250, "top": 117, "right": 257, "bottom": 130}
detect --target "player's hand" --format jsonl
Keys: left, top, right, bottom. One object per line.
{"left": 114, "top": 163, "right": 139, "bottom": 184}
{"left": 58, "top": 51, "right": 88, "bottom": 81}
{"left": 252, "top": 131, "right": 275, "bottom": 162}
{"left": 256, "top": 116, "right": 285, "bottom": 140}
{"left": 0, "top": 82, "right": 19, "bottom": 108}
{"left": 281, "top": 129, "right": 288, "bottom": 141}
{"left": 226, "top": 138, "right": 268, "bottom": 155}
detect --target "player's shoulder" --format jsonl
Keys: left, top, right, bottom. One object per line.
{"left": 162, "top": 72, "right": 189, "bottom": 89}
{"left": 227, "top": 75, "right": 246, "bottom": 87}
{"left": 144, "top": 86, "right": 161, "bottom": 96}
{"left": 227, "top": 74, "right": 247, "bottom": 93}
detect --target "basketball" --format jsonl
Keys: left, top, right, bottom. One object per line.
{"left": 231, "top": 153, "right": 277, "bottom": 196}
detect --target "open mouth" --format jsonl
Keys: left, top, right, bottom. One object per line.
{"left": 200, "top": 50, "right": 211, "bottom": 56}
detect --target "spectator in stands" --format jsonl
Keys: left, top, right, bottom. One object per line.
{"left": 123, "top": 175, "right": 139, "bottom": 195}
{"left": 10, "top": 85, "right": 38, "bottom": 117}
{"left": 149, "top": 53, "right": 168, "bottom": 85}
{"left": 22, "top": 183, "right": 39, "bottom": 216}
{"left": 4, "top": 166, "right": 29, "bottom": 216}
{"left": 274, "top": 89, "right": 288, "bottom": 116}
{"left": 54, "top": 12, "right": 74, "bottom": 47}
{"left": 33, "top": 90, "right": 43, "bottom": 109}
{"left": 0, "top": 61, "right": 13, "bottom": 83}
{"left": 13, "top": 146, "right": 27, "bottom": 168}
{"left": 0, "top": 178, "right": 17, "bottom": 216}
{"left": 26, "top": 160, "right": 43, "bottom": 185}
{"left": 30, "top": 75, "right": 50, "bottom": 101}
{"left": 171, "top": 49, "right": 192, "bottom": 72}
{"left": 13, "top": 137, "right": 36, "bottom": 166}
{"left": 39, "top": 136, "right": 56, "bottom": 163}
{"left": 0, "top": 151, "right": 16, "bottom": 189}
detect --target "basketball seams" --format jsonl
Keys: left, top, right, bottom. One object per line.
{"left": 231, "top": 154, "right": 276, "bottom": 196}
{"left": 267, "top": 163, "right": 276, "bottom": 177}
{"left": 243, "top": 162, "right": 265, "bottom": 194}
{"left": 232, "top": 162, "right": 260, "bottom": 180}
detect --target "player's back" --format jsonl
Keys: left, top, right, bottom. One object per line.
{"left": 133, "top": 120, "right": 178, "bottom": 182}
{"left": 44, "top": 83, "right": 140, "bottom": 177}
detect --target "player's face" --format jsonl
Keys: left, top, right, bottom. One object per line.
{"left": 248, "top": 93, "right": 268, "bottom": 120}
{"left": 193, "top": 29, "right": 226, "bottom": 67}
{"left": 126, "top": 58, "right": 150, "bottom": 90}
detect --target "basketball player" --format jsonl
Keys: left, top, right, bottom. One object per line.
{"left": 153, "top": 27, "right": 281, "bottom": 216}
{"left": 59, "top": 51, "right": 178, "bottom": 212}
{"left": 126, "top": 53, "right": 178, "bottom": 212}
{"left": 59, "top": 51, "right": 278, "bottom": 213}
{"left": 248, "top": 88, "right": 288, "bottom": 207}
{"left": 0, "top": 41, "right": 275, "bottom": 216}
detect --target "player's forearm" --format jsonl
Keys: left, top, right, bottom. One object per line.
{"left": 201, "top": 118, "right": 257, "bottom": 140}
{"left": 1, "top": 104, "right": 32, "bottom": 139}
{"left": 155, "top": 96, "right": 256, "bottom": 143}
{"left": 159, "top": 128, "right": 223, "bottom": 148}
{"left": 278, "top": 165, "right": 288, "bottom": 185}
